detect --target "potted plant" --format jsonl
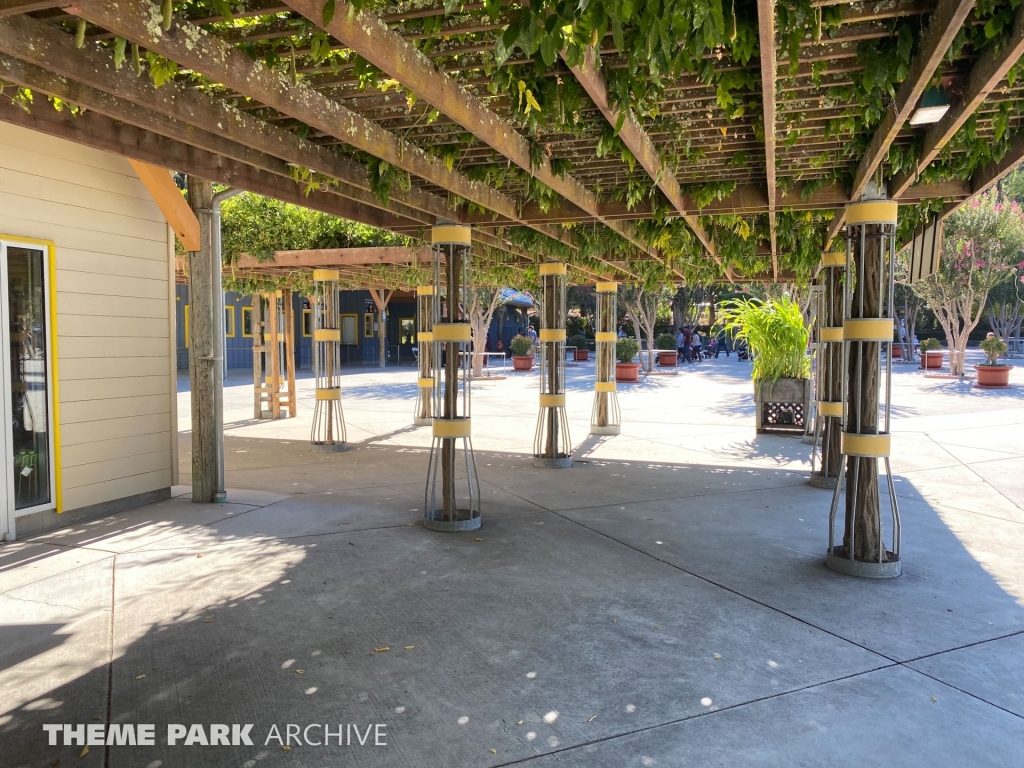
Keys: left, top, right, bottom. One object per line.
{"left": 976, "top": 334, "right": 1012, "bottom": 387}
{"left": 655, "top": 333, "right": 678, "bottom": 366}
{"left": 719, "top": 297, "right": 810, "bottom": 433}
{"left": 919, "top": 337, "right": 943, "bottom": 369}
{"left": 568, "top": 334, "right": 589, "bottom": 361}
{"left": 615, "top": 337, "right": 641, "bottom": 382}
{"left": 509, "top": 334, "right": 534, "bottom": 371}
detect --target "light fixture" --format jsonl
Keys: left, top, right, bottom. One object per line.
{"left": 909, "top": 86, "right": 950, "bottom": 126}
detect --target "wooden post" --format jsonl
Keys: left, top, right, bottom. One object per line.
{"left": 186, "top": 177, "right": 217, "bottom": 503}
{"left": 251, "top": 296, "right": 264, "bottom": 419}
{"left": 268, "top": 292, "right": 281, "bottom": 420}
{"left": 283, "top": 288, "right": 297, "bottom": 417}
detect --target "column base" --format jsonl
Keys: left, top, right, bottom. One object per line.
{"left": 311, "top": 442, "right": 348, "bottom": 453}
{"left": 424, "top": 510, "right": 482, "bottom": 532}
{"left": 809, "top": 473, "right": 839, "bottom": 490}
{"left": 589, "top": 425, "right": 621, "bottom": 436}
{"left": 801, "top": 432, "right": 816, "bottom": 445}
{"left": 825, "top": 547, "right": 901, "bottom": 578}
{"left": 413, "top": 417, "right": 432, "bottom": 426}
{"left": 533, "top": 455, "right": 572, "bottom": 468}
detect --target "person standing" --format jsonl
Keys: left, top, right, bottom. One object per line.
{"left": 682, "top": 324, "right": 693, "bottom": 363}
{"left": 692, "top": 329, "right": 703, "bottom": 361}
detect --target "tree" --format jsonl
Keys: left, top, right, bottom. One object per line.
{"left": 986, "top": 278, "right": 1024, "bottom": 349}
{"left": 467, "top": 288, "right": 506, "bottom": 377}
{"left": 910, "top": 191, "right": 1024, "bottom": 375}
{"left": 621, "top": 285, "right": 673, "bottom": 372}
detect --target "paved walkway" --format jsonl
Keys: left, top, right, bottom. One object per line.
{"left": 3, "top": 353, "right": 1023, "bottom": 766}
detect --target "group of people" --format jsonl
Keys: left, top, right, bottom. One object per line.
{"left": 675, "top": 325, "right": 730, "bottom": 362}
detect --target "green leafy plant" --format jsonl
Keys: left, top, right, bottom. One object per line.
{"left": 717, "top": 296, "right": 810, "bottom": 382}
{"left": 919, "top": 337, "right": 942, "bottom": 352}
{"left": 615, "top": 337, "right": 639, "bottom": 364}
{"left": 568, "top": 334, "right": 588, "bottom": 350}
{"left": 509, "top": 334, "right": 533, "bottom": 356}
{"left": 980, "top": 335, "right": 1008, "bottom": 365}
{"left": 655, "top": 333, "right": 677, "bottom": 351}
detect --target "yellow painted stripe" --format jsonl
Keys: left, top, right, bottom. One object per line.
{"left": 431, "top": 225, "right": 472, "bottom": 245}
{"left": 418, "top": 378, "right": 434, "bottom": 388}
{"left": 433, "top": 418, "right": 471, "bottom": 438}
{"left": 539, "top": 394, "right": 566, "bottom": 407}
{"left": 417, "top": 285, "right": 435, "bottom": 296}
{"left": 841, "top": 432, "right": 891, "bottom": 458}
{"left": 539, "top": 262, "right": 567, "bottom": 275}
{"left": 418, "top": 332, "right": 433, "bottom": 342}
{"left": 314, "top": 328, "right": 340, "bottom": 342}
{"left": 595, "top": 282, "right": 617, "bottom": 292}
{"left": 432, "top": 323, "right": 472, "bottom": 342}
{"left": 595, "top": 381, "right": 617, "bottom": 392}
{"left": 821, "top": 252, "right": 846, "bottom": 268}
{"left": 818, "top": 401, "right": 843, "bottom": 418}
{"left": 316, "top": 388, "right": 341, "bottom": 401}
{"left": 313, "top": 269, "right": 340, "bottom": 281}
{"left": 843, "top": 318, "right": 893, "bottom": 341}
{"left": 846, "top": 200, "right": 898, "bottom": 226}
{"left": 820, "top": 327, "right": 844, "bottom": 342}
{"left": 594, "top": 332, "right": 616, "bottom": 342}
{"left": 539, "top": 329, "right": 566, "bottom": 342}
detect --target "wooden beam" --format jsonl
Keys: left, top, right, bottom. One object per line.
{"left": 825, "top": 0, "right": 975, "bottom": 245}
{"left": 71, "top": 0, "right": 575, "bottom": 251}
{"left": 757, "top": 0, "right": 779, "bottom": 279}
{"left": 280, "top": 0, "right": 651, "bottom": 257}
{"left": 234, "top": 246, "right": 434, "bottom": 269}
{"left": 565, "top": 46, "right": 717, "bottom": 261}
{"left": 128, "top": 159, "right": 200, "bottom": 251}
{"left": 0, "top": 0, "right": 62, "bottom": 16}
{"left": 891, "top": 2, "right": 1024, "bottom": 198}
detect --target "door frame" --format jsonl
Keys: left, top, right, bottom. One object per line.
{"left": 0, "top": 235, "right": 60, "bottom": 542}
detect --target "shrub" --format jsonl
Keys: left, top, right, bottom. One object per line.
{"left": 509, "top": 334, "right": 533, "bottom": 356}
{"left": 980, "top": 335, "right": 1008, "bottom": 365}
{"left": 717, "top": 296, "right": 810, "bottom": 382}
{"left": 655, "top": 333, "right": 677, "bottom": 351}
{"left": 567, "top": 334, "right": 588, "bottom": 350}
{"left": 616, "top": 337, "right": 639, "bottom": 364}
{"left": 919, "top": 337, "right": 942, "bottom": 352}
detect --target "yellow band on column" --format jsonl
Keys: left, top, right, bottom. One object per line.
{"left": 314, "top": 328, "right": 340, "bottom": 342}
{"left": 841, "top": 432, "right": 891, "bottom": 457}
{"left": 539, "top": 329, "right": 566, "bottom": 342}
{"left": 846, "top": 200, "right": 898, "bottom": 226}
{"left": 820, "top": 327, "right": 844, "bottom": 342}
{"left": 821, "top": 252, "right": 845, "bottom": 268}
{"left": 316, "top": 388, "right": 341, "bottom": 401}
{"left": 432, "top": 323, "right": 472, "bottom": 342}
{"left": 843, "top": 318, "right": 893, "bottom": 341}
{"left": 431, "top": 225, "right": 472, "bottom": 245}
{"left": 539, "top": 394, "right": 566, "bottom": 407}
{"left": 595, "top": 282, "right": 617, "bottom": 292}
{"left": 418, "top": 378, "right": 434, "bottom": 388}
{"left": 539, "top": 262, "right": 567, "bottom": 275}
{"left": 818, "top": 401, "right": 843, "bottom": 418}
{"left": 418, "top": 332, "right": 433, "bottom": 342}
{"left": 417, "top": 285, "right": 434, "bottom": 296}
{"left": 433, "top": 418, "right": 471, "bottom": 438}
{"left": 595, "top": 381, "right": 616, "bottom": 393}
{"left": 595, "top": 332, "right": 616, "bottom": 343}
{"left": 313, "top": 269, "right": 340, "bottom": 281}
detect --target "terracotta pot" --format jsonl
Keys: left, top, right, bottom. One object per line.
{"left": 975, "top": 364, "right": 1011, "bottom": 387}
{"left": 575, "top": 349, "right": 589, "bottom": 361}
{"left": 512, "top": 355, "right": 534, "bottom": 371}
{"left": 658, "top": 350, "right": 678, "bottom": 366}
{"left": 615, "top": 362, "right": 641, "bottom": 382}
{"left": 921, "top": 350, "right": 944, "bottom": 370}
{"left": 891, "top": 345, "right": 903, "bottom": 358}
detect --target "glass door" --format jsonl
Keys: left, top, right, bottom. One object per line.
{"left": 0, "top": 242, "right": 55, "bottom": 541}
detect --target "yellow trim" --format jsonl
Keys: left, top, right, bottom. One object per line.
{"left": 595, "top": 381, "right": 616, "bottom": 392}
{"left": 314, "top": 328, "right": 341, "bottom": 342}
{"left": 1, "top": 235, "right": 62, "bottom": 512}
{"left": 595, "top": 332, "right": 616, "bottom": 343}
{"left": 225, "top": 305, "right": 236, "bottom": 338}
{"left": 818, "top": 401, "right": 844, "bottom": 418}
{"left": 846, "top": 200, "right": 898, "bottom": 226}
{"left": 821, "top": 252, "right": 846, "bottom": 268}
{"left": 315, "top": 388, "right": 341, "bottom": 401}
{"left": 432, "top": 323, "right": 472, "bottom": 342}
{"left": 538, "top": 262, "right": 567, "bottom": 276}
{"left": 539, "top": 328, "right": 566, "bottom": 342}
{"left": 241, "top": 306, "right": 253, "bottom": 338}
{"left": 433, "top": 418, "right": 471, "bottom": 438}
{"left": 418, "top": 378, "right": 434, "bottom": 388}
{"left": 595, "top": 282, "right": 617, "bottom": 292}
{"left": 417, "top": 285, "right": 434, "bottom": 296}
{"left": 312, "top": 269, "right": 340, "bottom": 281}
{"left": 184, "top": 304, "right": 190, "bottom": 349}
{"left": 841, "top": 432, "right": 891, "bottom": 458}
{"left": 418, "top": 331, "right": 433, "bottom": 342}
{"left": 843, "top": 318, "right": 893, "bottom": 341}
{"left": 364, "top": 313, "right": 375, "bottom": 338}
{"left": 301, "top": 308, "right": 311, "bottom": 338}
{"left": 539, "top": 394, "right": 566, "bottom": 407}
{"left": 340, "top": 313, "right": 358, "bottom": 344}
{"left": 431, "top": 225, "right": 472, "bottom": 245}
{"left": 820, "top": 327, "right": 844, "bottom": 342}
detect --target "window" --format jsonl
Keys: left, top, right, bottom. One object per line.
{"left": 225, "top": 305, "right": 235, "bottom": 337}
{"left": 400, "top": 317, "right": 415, "bottom": 345}
{"left": 363, "top": 312, "right": 375, "bottom": 338}
{"left": 0, "top": 239, "right": 57, "bottom": 527}
{"left": 184, "top": 305, "right": 190, "bottom": 348}
{"left": 302, "top": 308, "right": 312, "bottom": 337}
{"left": 340, "top": 314, "right": 357, "bottom": 345}
{"left": 242, "top": 306, "right": 253, "bottom": 337}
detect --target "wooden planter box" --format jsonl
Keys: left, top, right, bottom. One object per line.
{"left": 921, "top": 350, "right": 944, "bottom": 369}
{"left": 512, "top": 355, "right": 534, "bottom": 371}
{"left": 755, "top": 378, "right": 810, "bottom": 434}
{"left": 975, "top": 364, "right": 1011, "bottom": 387}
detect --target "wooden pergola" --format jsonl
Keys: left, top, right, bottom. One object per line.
{"left": 1, "top": 0, "right": 1021, "bottom": 285}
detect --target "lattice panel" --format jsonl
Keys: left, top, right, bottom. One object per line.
{"left": 763, "top": 401, "right": 805, "bottom": 428}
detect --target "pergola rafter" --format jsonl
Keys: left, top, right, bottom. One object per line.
{"left": 757, "top": 0, "right": 778, "bottom": 280}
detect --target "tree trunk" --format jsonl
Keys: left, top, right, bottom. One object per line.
{"left": 441, "top": 250, "right": 460, "bottom": 521}
{"left": 187, "top": 177, "right": 217, "bottom": 503}
{"left": 823, "top": 267, "right": 842, "bottom": 479}
{"left": 843, "top": 226, "right": 883, "bottom": 563}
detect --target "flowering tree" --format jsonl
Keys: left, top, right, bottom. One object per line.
{"left": 467, "top": 288, "right": 506, "bottom": 377}
{"left": 910, "top": 191, "right": 1024, "bottom": 375}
